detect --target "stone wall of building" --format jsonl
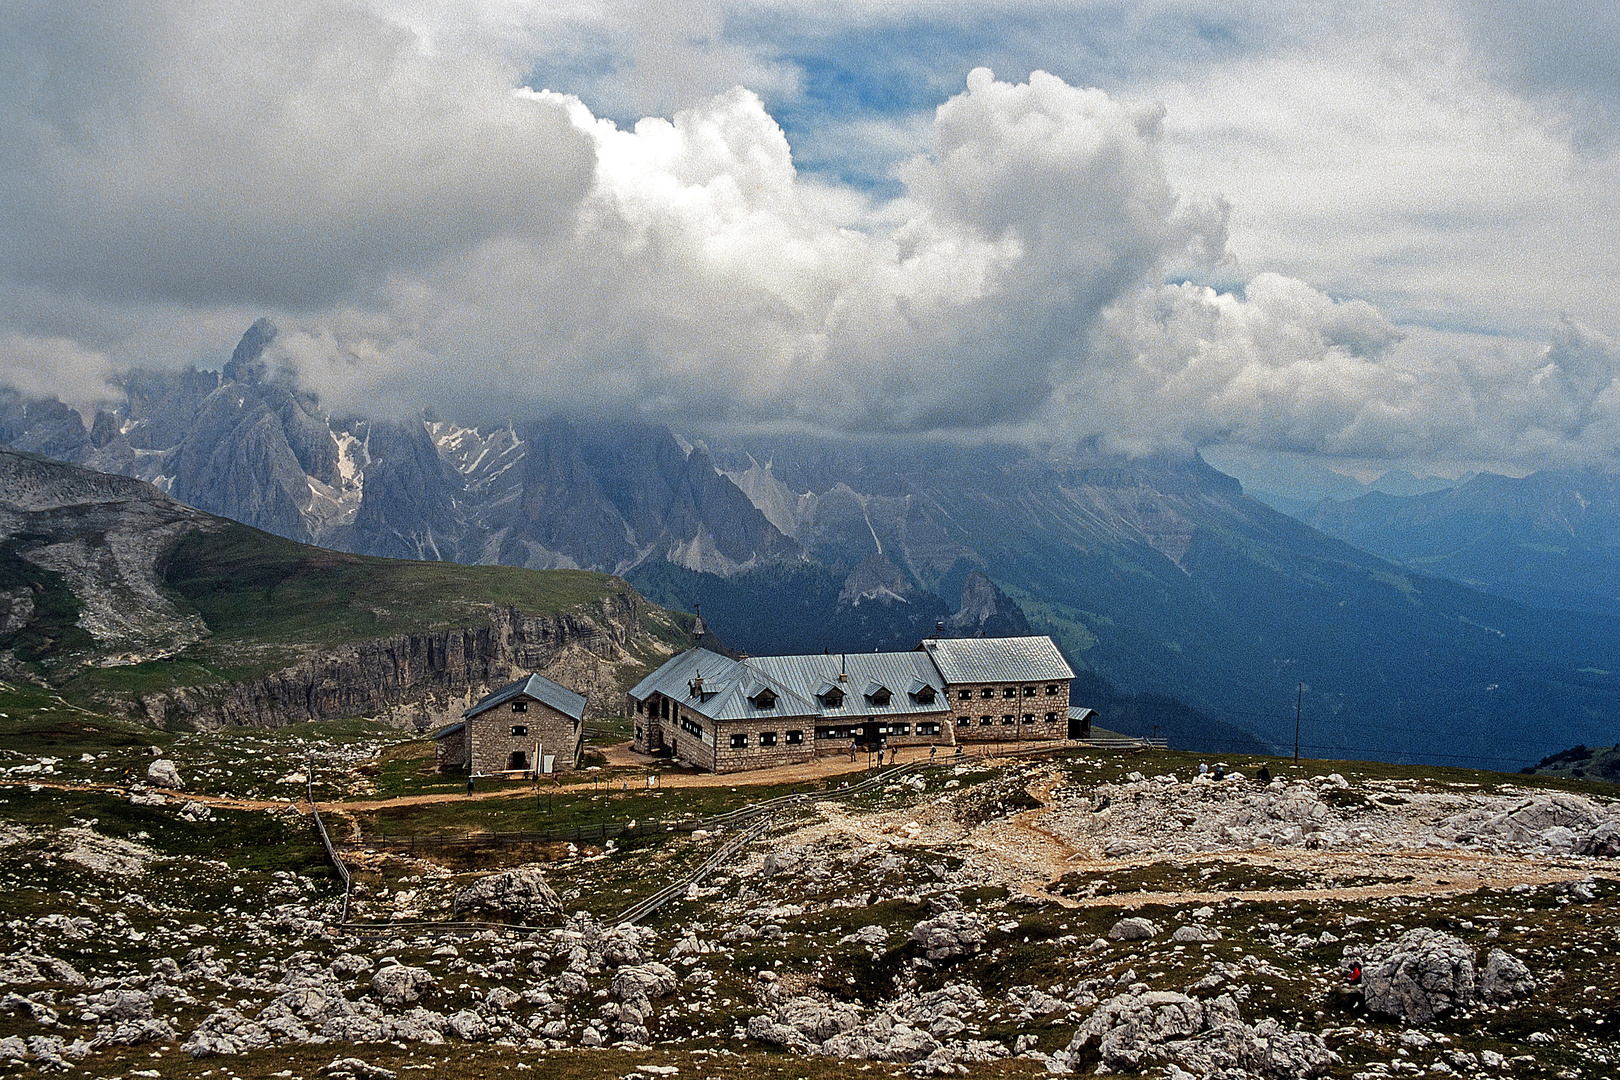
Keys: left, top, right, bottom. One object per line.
{"left": 436, "top": 726, "right": 468, "bottom": 771}
{"left": 709, "top": 717, "right": 818, "bottom": 773}
{"left": 465, "top": 698, "right": 583, "bottom": 776}
{"left": 945, "top": 679, "right": 1070, "bottom": 743}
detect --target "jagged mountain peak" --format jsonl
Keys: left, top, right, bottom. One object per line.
{"left": 221, "top": 317, "right": 278, "bottom": 385}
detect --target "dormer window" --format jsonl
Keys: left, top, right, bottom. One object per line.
{"left": 819, "top": 687, "right": 845, "bottom": 708}
{"left": 907, "top": 679, "right": 936, "bottom": 704}
{"left": 749, "top": 687, "right": 778, "bottom": 709}
{"left": 865, "top": 682, "right": 892, "bottom": 706}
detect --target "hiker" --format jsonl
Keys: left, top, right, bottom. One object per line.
{"left": 466, "top": 776, "right": 475, "bottom": 797}
{"left": 1346, "top": 962, "right": 1362, "bottom": 984}
{"left": 1212, "top": 763, "right": 1226, "bottom": 781}
{"left": 930, "top": 745, "right": 937, "bottom": 761}
{"left": 1198, "top": 761, "right": 1208, "bottom": 777}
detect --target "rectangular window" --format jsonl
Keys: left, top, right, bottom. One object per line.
{"left": 511, "top": 725, "right": 528, "bottom": 737}
{"left": 1045, "top": 685, "right": 1061, "bottom": 695}
{"left": 1022, "top": 714, "right": 1034, "bottom": 724}
{"left": 958, "top": 689, "right": 973, "bottom": 701}
{"left": 1002, "top": 715, "right": 1016, "bottom": 725}
{"left": 786, "top": 730, "right": 803, "bottom": 745}
{"left": 980, "top": 715, "right": 994, "bottom": 726}
{"left": 916, "top": 722, "right": 941, "bottom": 736}
{"left": 980, "top": 687, "right": 994, "bottom": 699}
{"left": 1023, "top": 686, "right": 1036, "bottom": 697}
{"left": 1045, "top": 712, "right": 1057, "bottom": 722}
{"left": 511, "top": 701, "right": 528, "bottom": 713}
{"left": 956, "top": 715, "right": 970, "bottom": 726}
{"left": 1002, "top": 687, "right": 1016, "bottom": 699}
{"left": 759, "top": 731, "right": 778, "bottom": 747}
{"left": 636, "top": 699, "right": 645, "bottom": 714}
{"left": 680, "top": 716, "right": 704, "bottom": 739}
{"left": 730, "top": 733, "right": 748, "bottom": 748}
{"left": 892, "top": 723, "right": 911, "bottom": 736}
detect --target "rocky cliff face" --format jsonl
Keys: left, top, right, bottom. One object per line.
{"left": 134, "top": 596, "right": 652, "bottom": 733}
{"left": 0, "top": 446, "right": 226, "bottom": 664}
{"left": 0, "top": 446, "right": 676, "bottom": 733}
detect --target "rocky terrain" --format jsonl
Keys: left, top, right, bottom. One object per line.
{"left": 2, "top": 728, "right": 1617, "bottom": 1080}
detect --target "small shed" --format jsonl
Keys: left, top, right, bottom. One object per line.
{"left": 435, "top": 673, "right": 588, "bottom": 777}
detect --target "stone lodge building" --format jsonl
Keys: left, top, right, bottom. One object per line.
{"left": 629, "top": 635, "right": 1077, "bottom": 773}
{"left": 435, "top": 672, "right": 587, "bottom": 777}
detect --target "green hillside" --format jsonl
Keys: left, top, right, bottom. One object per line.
{"left": 54, "top": 522, "right": 692, "bottom": 706}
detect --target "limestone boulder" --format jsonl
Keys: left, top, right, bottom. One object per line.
{"left": 370, "top": 966, "right": 437, "bottom": 1007}
{"left": 452, "top": 869, "right": 562, "bottom": 925}
{"left": 1108, "top": 917, "right": 1160, "bottom": 941}
{"left": 146, "top": 760, "right": 184, "bottom": 790}
{"left": 1479, "top": 948, "right": 1536, "bottom": 1003}
{"left": 1352, "top": 929, "right": 1476, "bottom": 1023}
{"left": 909, "top": 911, "right": 988, "bottom": 960}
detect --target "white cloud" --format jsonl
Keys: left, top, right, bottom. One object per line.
{"left": 0, "top": 0, "right": 593, "bottom": 309}
{"left": 1, "top": 2, "right": 1617, "bottom": 478}
{"left": 0, "top": 332, "right": 114, "bottom": 406}
{"left": 294, "top": 67, "right": 1213, "bottom": 435}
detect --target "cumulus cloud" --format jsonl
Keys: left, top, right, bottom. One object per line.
{"left": 1, "top": 1, "right": 1617, "bottom": 477}
{"left": 0, "top": 0, "right": 593, "bottom": 309}
{"left": 293, "top": 67, "right": 1214, "bottom": 434}
{"left": 0, "top": 332, "right": 115, "bottom": 405}
{"left": 1080, "top": 280, "right": 1620, "bottom": 470}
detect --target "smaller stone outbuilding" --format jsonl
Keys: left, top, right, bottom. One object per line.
{"left": 435, "top": 673, "right": 587, "bottom": 778}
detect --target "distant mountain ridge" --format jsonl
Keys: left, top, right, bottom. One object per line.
{"left": 1308, "top": 468, "right": 1620, "bottom": 615}
{"left": 9, "top": 320, "right": 1620, "bottom": 767}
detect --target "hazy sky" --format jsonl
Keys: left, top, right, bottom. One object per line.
{"left": 2, "top": 0, "right": 1617, "bottom": 477}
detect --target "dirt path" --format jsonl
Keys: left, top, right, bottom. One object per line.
{"left": 770, "top": 764, "right": 1618, "bottom": 911}
{"left": 1, "top": 743, "right": 999, "bottom": 815}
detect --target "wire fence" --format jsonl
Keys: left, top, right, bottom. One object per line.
{"left": 307, "top": 775, "right": 353, "bottom": 923}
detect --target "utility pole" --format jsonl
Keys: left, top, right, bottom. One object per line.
{"left": 1294, "top": 683, "right": 1302, "bottom": 765}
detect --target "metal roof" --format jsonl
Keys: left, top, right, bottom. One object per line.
{"left": 433, "top": 720, "right": 466, "bottom": 740}
{"left": 464, "top": 672, "right": 587, "bottom": 722}
{"left": 627, "top": 647, "right": 745, "bottom": 701}
{"left": 917, "top": 636, "right": 1075, "bottom": 684}
{"left": 630, "top": 647, "right": 949, "bottom": 723}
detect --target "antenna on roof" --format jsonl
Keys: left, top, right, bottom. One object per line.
{"left": 692, "top": 602, "right": 706, "bottom": 645}
{"left": 839, "top": 653, "right": 847, "bottom": 683}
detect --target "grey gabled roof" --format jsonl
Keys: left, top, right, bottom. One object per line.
{"left": 917, "top": 635, "right": 1075, "bottom": 684}
{"left": 464, "top": 673, "right": 587, "bottom": 722}
{"left": 628, "top": 647, "right": 744, "bottom": 702}
{"left": 433, "top": 720, "right": 466, "bottom": 740}
{"left": 629, "top": 647, "right": 949, "bottom": 723}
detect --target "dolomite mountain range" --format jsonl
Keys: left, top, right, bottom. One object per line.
{"left": 5, "top": 320, "right": 1620, "bottom": 766}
